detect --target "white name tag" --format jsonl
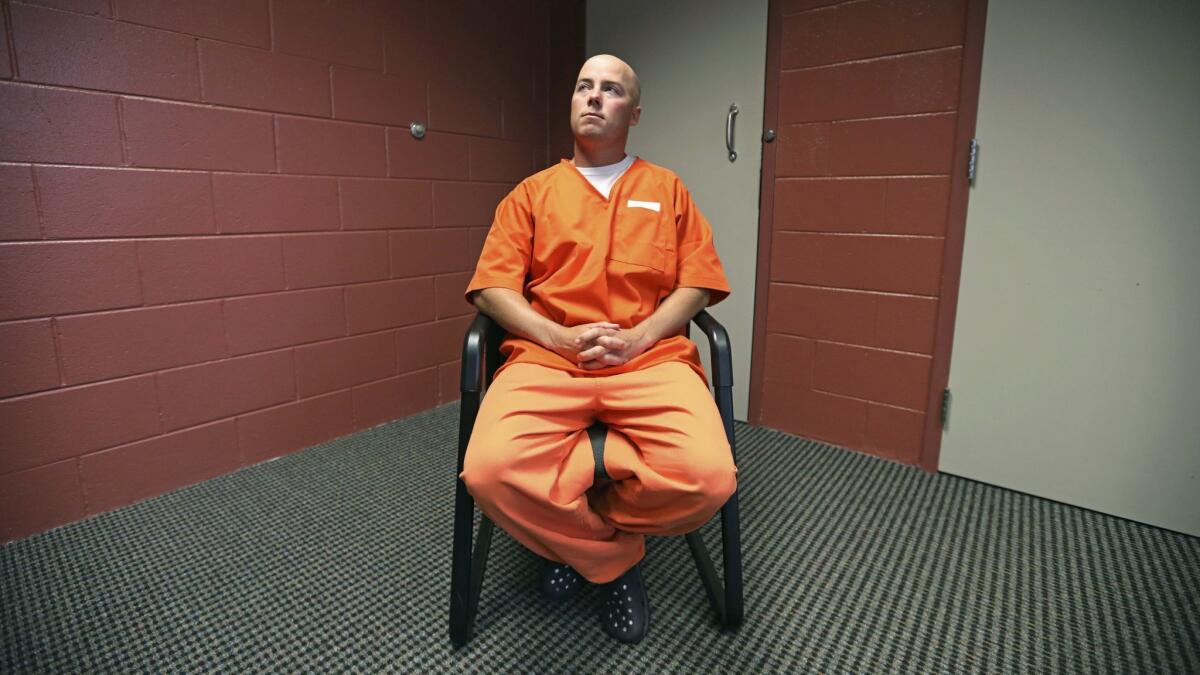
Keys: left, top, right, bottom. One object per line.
{"left": 626, "top": 199, "right": 661, "bottom": 212}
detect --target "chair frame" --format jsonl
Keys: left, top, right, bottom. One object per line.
{"left": 449, "top": 311, "right": 743, "bottom": 646}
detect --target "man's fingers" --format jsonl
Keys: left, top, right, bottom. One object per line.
{"left": 577, "top": 344, "right": 608, "bottom": 361}
{"left": 575, "top": 326, "right": 618, "bottom": 345}
{"left": 581, "top": 352, "right": 630, "bottom": 370}
{"left": 574, "top": 328, "right": 602, "bottom": 345}
{"left": 583, "top": 352, "right": 626, "bottom": 367}
{"left": 596, "top": 335, "right": 628, "bottom": 350}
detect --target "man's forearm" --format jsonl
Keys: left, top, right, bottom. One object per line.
{"left": 634, "top": 287, "right": 710, "bottom": 346}
{"left": 474, "top": 285, "right": 709, "bottom": 364}
{"left": 471, "top": 287, "right": 559, "bottom": 347}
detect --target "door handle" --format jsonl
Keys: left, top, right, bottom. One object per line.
{"left": 725, "top": 103, "right": 739, "bottom": 162}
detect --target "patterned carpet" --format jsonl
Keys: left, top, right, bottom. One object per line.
{"left": 2, "top": 403, "right": 1197, "bottom": 673}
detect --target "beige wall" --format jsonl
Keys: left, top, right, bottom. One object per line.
{"left": 941, "top": 0, "right": 1200, "bottom": 534}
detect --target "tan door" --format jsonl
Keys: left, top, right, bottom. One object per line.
{"left": 940, "top": 0, "right": 1200, "bottom": 535}
{"left": 587, "top": 0, "right": 769, "bottom": 421}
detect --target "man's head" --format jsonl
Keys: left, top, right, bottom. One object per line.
{"left": 570, "top": 54, "right": 641, "bottom": 150}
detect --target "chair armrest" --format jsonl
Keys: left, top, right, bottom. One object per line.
{"left": 460, "top": 313, "right": 493, "bottom": 394}
{"left": 691, "top": 310, "right": 733, "bottom": 389}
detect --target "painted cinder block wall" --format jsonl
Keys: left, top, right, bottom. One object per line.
{"left": 0, "top": 0, "right": 586, "bottom": 543}
{"left": 754, "top": 0, "right": 971, "bottom": 465}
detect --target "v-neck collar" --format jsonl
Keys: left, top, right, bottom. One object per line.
{"left": 562, "top": 156, "right": 641, "bottom": 204}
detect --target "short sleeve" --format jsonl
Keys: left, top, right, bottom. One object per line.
{"left": 463, "top": 183, "right": 535, "bottom": 305}
{"left": 673, "top": 178, "right": 731, "bottom": 306}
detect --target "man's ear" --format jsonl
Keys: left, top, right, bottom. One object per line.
{"left": 629, "top": 106, "right": 641, "bottom": 127}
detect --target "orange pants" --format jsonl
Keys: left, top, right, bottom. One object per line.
{"left": 461, "top": 361, "right": 737, "bottom": 583}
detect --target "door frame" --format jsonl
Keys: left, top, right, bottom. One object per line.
{"left": 747, "top": 0, "right": 991, "bottom": 472}
{"left": 746, "top": 0, "right": 782, "bottom": 431}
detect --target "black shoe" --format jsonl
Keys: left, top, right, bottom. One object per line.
{"left": 599, "top": 564, "right": 649, "bottom": 643}
{"left": 538, "top": 561, "right": 586, "bottom": 602}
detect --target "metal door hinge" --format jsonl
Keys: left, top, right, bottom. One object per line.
{"left": 941, "top": 388, "right": 952, "bottom": 429}
{"left": 967, "top": 139, "right": 979, "bottom": 185}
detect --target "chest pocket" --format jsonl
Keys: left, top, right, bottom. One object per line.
{"left": 609, "top": 203, "right": 672, "bottom": 272}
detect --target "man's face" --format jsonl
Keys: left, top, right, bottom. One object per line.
{"left": 570, "top": 57, "right": 641, "bottom": 143}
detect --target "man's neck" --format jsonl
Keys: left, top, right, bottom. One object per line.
{"left": 572, "top": 140, "right": 629, "bottom": 168}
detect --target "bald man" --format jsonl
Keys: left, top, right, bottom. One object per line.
{"left": 461, "top": 55, "right": 735, "bottom": 644}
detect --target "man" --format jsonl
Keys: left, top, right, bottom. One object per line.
{"left": 460, "top": 54, "right": 736, "bottom": 644}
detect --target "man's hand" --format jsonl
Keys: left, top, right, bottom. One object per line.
{"left": 571, "top": 287, "right": 710, "bottom": 370}
{"left": 547, "top": 321, "right": 621, "bottom": 364}
{"left": 576, "top": 327, "right": 653, "bottom": 370}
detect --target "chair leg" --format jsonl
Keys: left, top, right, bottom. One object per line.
{"left": 720, "top": 494, "right": 744, "bottom": 628}
{"left": 449, "top": 478, "right": 478, "bottom": 646}
{"left": 468, "top": 517, "right": 495, "bottom": 625}
{"left": 451, "top": 381, "right": 489, "bottom": 646}
{"left": 449, "top": 483, "right": 496, "bottom": 647}
{"left": 684, "top": 492, "right": 744, "bottom": 629}
{"left": 685, "top": 530, "right": 726, "bottom": 620}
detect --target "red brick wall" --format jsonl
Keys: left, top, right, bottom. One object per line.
{"left": 0, "top": 0, "right": 586, "bottom": 542}
{"left": 755, "top": 0, "right": 969, "bottom": 464}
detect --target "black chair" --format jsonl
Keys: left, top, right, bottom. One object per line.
{"left": 449, "top": 311, "right": 743, "bottom": 646}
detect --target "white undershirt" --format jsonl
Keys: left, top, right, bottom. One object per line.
{"left": 574, "top": 154, "right": 636, "bottom": 199}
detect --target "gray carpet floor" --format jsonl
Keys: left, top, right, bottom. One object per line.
{"left": 2, "top": 402, "right": 1197, "bottom": 673}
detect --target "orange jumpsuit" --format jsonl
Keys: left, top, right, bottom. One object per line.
{"left": 461, "top": 158, "right": 736, "bottom": 583}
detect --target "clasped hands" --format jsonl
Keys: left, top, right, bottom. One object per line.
{"left": 552, "top": 321, "right": 651, "bottom": 370}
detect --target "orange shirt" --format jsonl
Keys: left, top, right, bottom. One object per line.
{"left": 464, "top": 158, "right": 731, "bottom": 382}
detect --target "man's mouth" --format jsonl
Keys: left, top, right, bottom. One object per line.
{"left": 582, "top": 112, "right": 604, "bottom": 119}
